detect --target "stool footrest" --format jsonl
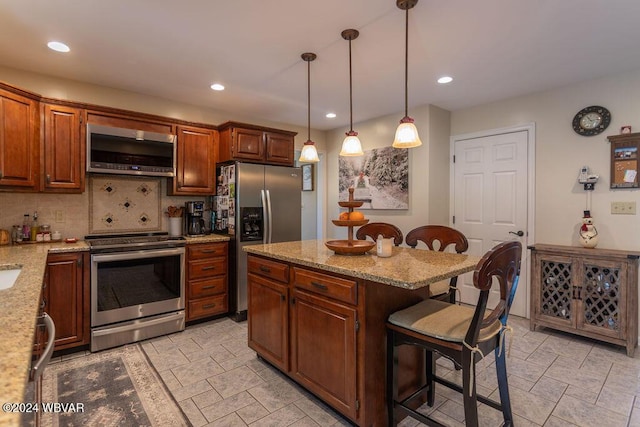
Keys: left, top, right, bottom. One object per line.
{"left": 433, "top": 376, "right": 503, "bottom": 411}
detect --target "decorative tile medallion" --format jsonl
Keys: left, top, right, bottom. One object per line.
{"left": 89, "top": 175, "right": 161, "bottom": 234}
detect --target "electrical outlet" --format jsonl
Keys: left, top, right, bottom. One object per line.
{"left": 611, "top": 201, "right": 637, "bottom": 215}
{"left": 55, "top": 210, "right": 64, "bottom": 222}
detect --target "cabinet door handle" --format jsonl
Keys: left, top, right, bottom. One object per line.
{"left": 202, "top": 303, "right": 216, "bottom": 309}
{"left": 202, "top": 266, "right": 216, "bottom": 271}
{"left": 46, "top": 174, "right": 51, "bottom": 184}
{"left": 281, "top": 294, "right": 285, "bottom": 301}
{"left": 259, "top": 266, "right": 271, "bottom": 273}
{"left": 311, "top": 281, "right": 328, "bottom": 291}
{"left": 201, "top": 249, "right": 216, "bottom": 254}
{"left": 201, "top": 285, "right": 215, "bottom": 290}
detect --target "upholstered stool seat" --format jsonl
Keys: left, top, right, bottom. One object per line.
{"left": 389, "top": 299, "right": 501, "bottom": 344}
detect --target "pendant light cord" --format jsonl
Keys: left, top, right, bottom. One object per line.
{"left": 404, "top": 6, "right": 409, "bottom": 118}
{"left": 349, "top": 38, "right": 354, "bottom": 133}
{"left": 307, "top": 58, "right": 311, "bottom": 141}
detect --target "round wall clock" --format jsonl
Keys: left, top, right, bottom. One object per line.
{"left": 572, "top": 105, "right": 611, "bottom": 136}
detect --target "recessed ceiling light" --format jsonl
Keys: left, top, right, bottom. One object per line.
{"left": 210, "top": 83, "right": 225, "bottom": 91}
{"left": 325, "top": 113, "right": 336, "bottom": 118}
{"left": 437, "top": 76, "right": 453, "bottom": 84}
{"left": 47, "top": 41, "right": 70, "bottom": 53}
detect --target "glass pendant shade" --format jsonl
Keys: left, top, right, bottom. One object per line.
{"left": 340, "top": 131, "right": 364, "bottom": 156}
{"left": 299, "top": 141, "right": 320, "bottom": 163}
{"left": 392, "top": 117, "right": 422, "bottom": 148}
{"left": 298, "top": 52, "right": 320, "bottom": 163}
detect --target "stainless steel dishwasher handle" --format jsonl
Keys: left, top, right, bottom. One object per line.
{"left": 30, "top": 313, "right": 55, "bottom": 381}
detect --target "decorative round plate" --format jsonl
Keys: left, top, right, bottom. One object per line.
{"left": 325, "top": 240, "right": 375, "bottom": 255}
{"left": 331, "top": 219, "right": 369, "bottom": 227}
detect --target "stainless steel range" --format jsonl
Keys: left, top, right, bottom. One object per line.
{"left": 86, "top": 232, "right": 186, "bottom": 352}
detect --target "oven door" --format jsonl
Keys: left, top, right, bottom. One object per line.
{"left": 91, "top": 247, "right": 185, "bottom": 327}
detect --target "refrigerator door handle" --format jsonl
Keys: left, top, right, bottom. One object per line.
{"left": 260, "top": 189, "right": 268, "bottom": 244}
{"left": 266, "top": 189, "right": 273, "bottom": 243}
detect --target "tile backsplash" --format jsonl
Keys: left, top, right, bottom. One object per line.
{"left": 0, "top": 176, "right": 205, "bottom": 240}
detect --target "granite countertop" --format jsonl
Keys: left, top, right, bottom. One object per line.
{"left": 183, "top": 234, "right": 231, "bottom": 244}
{"left": 0, "top": 241, "right": 88, "bottom": 427}
{"left": 243, "top": 239, "right": 481, "bottom": 289}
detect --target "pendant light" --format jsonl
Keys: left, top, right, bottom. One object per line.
{"left": 340, "top": 29, "right": 364, "bottom": 157}
{"left": 298, "top": 52, "right": 320, "bottom": 163}
{"left": 392, "top": 0, "right": 422, "bottom": 149}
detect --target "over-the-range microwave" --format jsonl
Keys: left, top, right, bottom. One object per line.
{"left": 87, "top": 123, "right": 177, "bottom": 177}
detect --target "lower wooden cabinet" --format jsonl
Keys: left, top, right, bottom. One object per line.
{"left": 186, "top": 242, "right": 229, "bottom": 321}
{"left": 43, "top": 252, "right": 90, "bottom": 350}
{"left": 530, "top": 244, "right": 639, "bottom": 356}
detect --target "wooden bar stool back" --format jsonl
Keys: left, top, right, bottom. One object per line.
{"left": 355, "top": 222, "right": 403, "bottom": 246}
{"left": 386, "top": 240, "right": 522, "bottom": 427}
{"left": 405, "top": 225, "right": 469, "bottom": 302}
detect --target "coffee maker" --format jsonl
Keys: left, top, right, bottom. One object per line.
{"left": 185, "top": 201, "right": 206, "bottom": 236}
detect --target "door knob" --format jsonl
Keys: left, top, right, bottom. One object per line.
{"left": 509, "top": 230, "right": 524, "bottom": 237}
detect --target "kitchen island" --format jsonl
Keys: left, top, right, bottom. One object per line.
{"left": 244, "top": 239, "right": 480, "bottom": 426}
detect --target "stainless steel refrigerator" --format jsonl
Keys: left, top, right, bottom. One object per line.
{"left": 213, "top": 161, "right": 301, "bottom": 321}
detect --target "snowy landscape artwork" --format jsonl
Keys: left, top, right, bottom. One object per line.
{"left": 338, "top": 146, "right": 408, "bottom": 209}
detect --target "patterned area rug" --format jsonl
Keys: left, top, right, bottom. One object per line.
{"left": 39, "top": 344, "right": 188, "bottom": 426}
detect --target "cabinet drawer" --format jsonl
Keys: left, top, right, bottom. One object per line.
{"left": 189, "top": 277, "right": 227, "bottom": 299}
{"left": 189, "top": 294, "right": 228, "bottom": 319}
{"left": 248, "top": 256, "right": 289, "bottom": 283}
{"left": 293, "top": 268, "right": 357, "bottom": 305}
{"left": 188, "top": 258, "right": 227, "bottom": 280}
{"left": 188, "top": 242, "right": 228, "bottom": 260}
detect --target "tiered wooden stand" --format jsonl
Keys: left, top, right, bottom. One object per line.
{"left": 325, "top": 188, "right": 375, "bottom": 255}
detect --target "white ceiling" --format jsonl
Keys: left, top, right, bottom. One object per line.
{"left": 1, "top": 0, "right": 640, "bottom": 131}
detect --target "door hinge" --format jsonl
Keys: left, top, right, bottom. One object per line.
{"left": 453, "top": 155, "right": 456, "bottom": 163}
{"left": 355, "top": 320, "right": 360, "bottom": 333}
{"left": 76, "top": 258, "right": 83, "bottom": 267}
{"left": 355, "top": 399, "right": 360, "bottom": 410}
{"left": 452, "top": 215, "right": 455, "bottom": 224}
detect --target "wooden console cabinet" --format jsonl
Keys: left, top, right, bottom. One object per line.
{"left": 218, "top": 121, "right": 296, "bottom": 166}
{"left": 186, "top": 242, "right": 229, "bottom": 321}
{"left": 44, "top": 252, "right": 90, "bottom": 350}
{"left": 530, "top": 244, "right": 639, "bottom": 356}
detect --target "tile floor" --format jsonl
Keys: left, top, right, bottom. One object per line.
{"left": 53, "top": 314, "right": 640, "bottom": 426}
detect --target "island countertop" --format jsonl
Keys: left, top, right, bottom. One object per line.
{"left": 243, "top": 239, "right": 481, "bottom": 289}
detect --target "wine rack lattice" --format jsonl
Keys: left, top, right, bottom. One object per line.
{"left": 540, "top": 261, "right": 572, "bottom": 319}
{"left": 583, "top": 265, "right": 620, "bottom": 330}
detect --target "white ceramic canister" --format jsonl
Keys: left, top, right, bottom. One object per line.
{"left": 376, "top": 234, "right": 393, "bottom": 257}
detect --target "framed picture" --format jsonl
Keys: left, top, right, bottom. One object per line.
{"left": 302, "top": 164, "right": 314, "bottom": 191}
{"left": 609, "top": 133, "right": 640, "bottom": 189}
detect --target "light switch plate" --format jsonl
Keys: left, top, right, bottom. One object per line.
{"left": 611, "top": 201, "right": 636, "bottom": 215}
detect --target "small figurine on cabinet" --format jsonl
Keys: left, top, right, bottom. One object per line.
{"left": 579, "top": 210, "right": 598, "bottom": 248}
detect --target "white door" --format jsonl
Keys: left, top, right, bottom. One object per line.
{"left": 452, "top": 127, "right": 533, "bottom": 317}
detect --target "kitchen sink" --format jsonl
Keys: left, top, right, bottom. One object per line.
{"left": 0, "top": 266, "right": 22, "bottom": 290}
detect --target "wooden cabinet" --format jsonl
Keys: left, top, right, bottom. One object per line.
{"left": 218, "top": 122, "right": 296, "bottom": 166}
{"left": 186, "top": 242, "right": 228, "bottom": 321}
{"left": 291, "top": 268, "right": 358, "bottom": 420}
{"left": 247, "top": 255, "right": 359, "bottom": 421}
{"left": 248, "top": 256, "right": 290, "bottom": 370}
{"left": 42, "top": 103, "right": 85, "bottom": 192}
{"left": 530, "top": 244, "right": 639, "bottom": 356}
{"left": 0, "top": 85, "right": 40, "bottom": 191}
{"left": 43, "top": 251, "right": 90, "bottom": 350}
{"left": 171, "top": 125, "right": 217, "bottom": 195}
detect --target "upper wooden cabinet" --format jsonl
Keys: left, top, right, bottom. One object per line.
{"left": 0, "top": 86, "right": 40, "bottom": 191}
{"left": 42, "top": 103, "right": 86, "bottom": 192}
{"left": 170, "top": 125, "right": 217, "bottom": 195}
{"left": 218, "top": 122, "right": 296, "bottom": 166}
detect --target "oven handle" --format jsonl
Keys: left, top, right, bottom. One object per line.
{"left": 92, "top": 311, "right": 184, "bottom": 337}
{"left": 91, "top": 246, "right": 185, "bottom": 263}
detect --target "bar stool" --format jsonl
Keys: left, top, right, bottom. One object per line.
{"left": 356, "top": 222, "right": 404, "bottom": 246}
{"left": 386, "top": 241, "right": 522, "bottom": 427}
{"left": 405, "top": 225, "right": 469, "bottom": 302}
